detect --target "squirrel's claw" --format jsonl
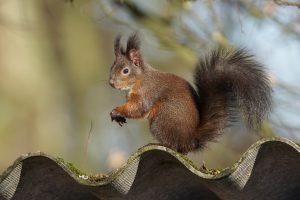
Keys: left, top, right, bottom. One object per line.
{"left": 113, "top": 116, "right": 126, "bottom": 126}
{"left": 117, "top": 119, "right": 127, "bottom": 127}
{"left": 110, "top": 110, "right": 127, "bottom": 127}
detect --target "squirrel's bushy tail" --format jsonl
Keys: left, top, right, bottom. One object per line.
{"left": 194, "top": 48, "right": 272, "bottom": 148}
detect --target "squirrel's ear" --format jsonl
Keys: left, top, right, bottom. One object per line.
{"left": 128, "top": 49, "right": 142, "bottom": 67}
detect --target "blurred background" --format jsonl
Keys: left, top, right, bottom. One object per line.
{"left": 0, "top": 0, "right": 299, "bottom": 174}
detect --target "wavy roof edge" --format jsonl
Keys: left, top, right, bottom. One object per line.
{"left": 1, "top": 137, "right": 298, "bottom": 186}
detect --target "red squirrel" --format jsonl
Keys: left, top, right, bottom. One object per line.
{"left": 109, "top": 33, "right": 272, "bottom": 154}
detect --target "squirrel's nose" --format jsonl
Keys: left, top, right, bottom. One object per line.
{"left": 109, "top": 80, "right": 115, "bottom": 87}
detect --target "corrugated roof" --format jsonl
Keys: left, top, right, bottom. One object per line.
{"left": 0, "top": 137, "right": 299, "bottom": 200}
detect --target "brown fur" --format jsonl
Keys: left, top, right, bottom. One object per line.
{"left": 109, "top": 34, "right": 272, "bottom": 154}
{"left": 115, "top": 92, "right": 146, "bottom": 119}
{"left": 148, "top": 100, "right": 161, "bottom": 123}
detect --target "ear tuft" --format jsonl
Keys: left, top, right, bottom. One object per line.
{"left": 114, "top": 34, "right": 125, "bottom": 57}
{"left": 126, "top": 33, "right": 140, "bottom": 53}
{"left": 114, "top": 34, "right": 121, "bottom": 56}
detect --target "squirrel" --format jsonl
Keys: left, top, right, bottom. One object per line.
{"left": 109, "top": 33, "right": 272, "bottom": 154}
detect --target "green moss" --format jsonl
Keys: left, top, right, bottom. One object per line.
{"left": 55, "top": 157, "right": 108, "bottom": 183}
{"left": 178, "top": 153, "right": 199, "bottom": 170}
{"left": 88, "top": 173, "right": 108, "bottom": 183}
{"left": 56, "top": 157, "right": 86, "bottom": 176}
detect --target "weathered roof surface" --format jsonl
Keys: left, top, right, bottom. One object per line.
{"left": 0, "top": 137, "right": 299, "bottom": 200}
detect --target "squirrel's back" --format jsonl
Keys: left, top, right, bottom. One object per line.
{"left": 142, "top": 70, "right": 201, "bottom": 152}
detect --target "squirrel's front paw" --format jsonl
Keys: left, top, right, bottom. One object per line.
{"left": 110, "top": 109, "right": 127, "bottom": 127}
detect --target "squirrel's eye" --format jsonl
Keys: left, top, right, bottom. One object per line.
{"left": 122, "top": 68, "right": 129, "bottom": 75}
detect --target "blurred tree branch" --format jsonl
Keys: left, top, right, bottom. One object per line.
{"left": 99, "top": 0, "right": 199, "bottom": 64}
{"left": 274, "top": 0, "right": 300, "bottom": 8}
{"left": 238, "top": 0, "right": 300, "bottom": 38}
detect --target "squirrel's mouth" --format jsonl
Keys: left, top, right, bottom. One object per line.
{"left": 109, "top": 80, "right": 132, "bottom": 91}
{"left": 113, "top": 84, "right": 130, "bottom": 91}
{"left": 118, "top": 86, "right": 131, "bottom": 91}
